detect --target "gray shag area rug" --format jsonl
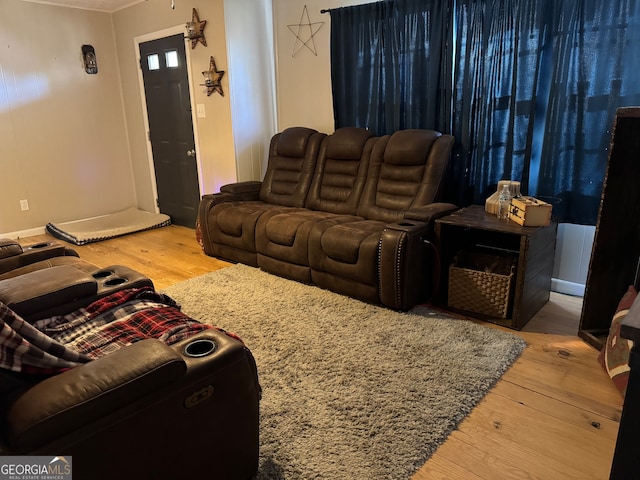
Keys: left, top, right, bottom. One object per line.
{"left": 163, "top": 264, "right": 526, "bottom": 479}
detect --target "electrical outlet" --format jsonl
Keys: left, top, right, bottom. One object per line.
{"left": 19, "top": 199, "right": 29, "bottom": 211}
{"left": 197, "top": 103, "right": 206, "bottom": 118}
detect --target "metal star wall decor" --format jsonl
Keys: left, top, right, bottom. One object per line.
{"left": 287, "top": 5, "right": 324, "bottom": 57}
{"left": 201, "top": 56, "right": 225, "bottom": 97}
{"left": 185, "top": 8, "right": 207, "bottom": 49}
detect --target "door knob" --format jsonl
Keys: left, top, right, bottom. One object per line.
{"left": 186, "top": 149, "right": 196, "bottom": 157}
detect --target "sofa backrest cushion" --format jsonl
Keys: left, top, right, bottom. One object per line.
{"left": 259, "top": 127, "right": 326, "bottom": 207}
{"left": 357, "top": 129, "right": 454, "bottom": 222}
{"left": 305, "top": 127, "right": 376, "bottom": 215}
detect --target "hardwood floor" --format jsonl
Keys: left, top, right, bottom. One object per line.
{"left": 24, "top": 225, "right": 231, "bottom": 290}
{"left": 23, "top": 226, "right": 623, "bottom": 480}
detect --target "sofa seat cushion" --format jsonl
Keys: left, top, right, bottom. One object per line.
{"left": 257, "top": 210, "right": 357, "bottom": 270}
{"left": 205, "top": 201, "right": 308, "bottom": 266}
{"left": 209, "top": 202, "right": 304, "bottom": 254}
{"left": 262, "top": 213, "right": 309, "bottom": 247}
{"left": 319, "top": 221, "right": 382, "bottom": 264}
{"left": 309, "top": 218, "right": 386, "bottom": 286}
{"left": 261, "top": 211, "right": 356, "bottom": 248}
{"left": 214, "top": 202, "right": 275, "bottom": 239}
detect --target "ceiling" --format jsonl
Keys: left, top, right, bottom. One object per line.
{"left": 20, "top": 0, "right": 146, "bottom": 13}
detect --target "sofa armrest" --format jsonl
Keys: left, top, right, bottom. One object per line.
{"left": 0, "top": 239, "right": 23, "bottom": 259}
{"left": 198, "top": 194, "right": 233, "bottom": 256}
{"left": 403, "top": 202, "right": 459, "bottom": 224}
{"left": 380, "top": 207, "right": 459, "bottom": 310}
{"left": 0, "top": 265, "right": 97, "bottom": 318}
{"left": 0, "top": 240, "right": 79, "bottom": 276}
{"left": 220, "top": 180, "right": 262, "bottom": 199}
{"left": 199, "top": 182, "right": 261, "bottom": 212}
{"left": 198, "top": 184, "right": 260, "bottom": 257}
{"left": 5, "top": 339, "right": 186, "bottom": 452}
{"left": 378, "top": 220, "right": 432, "bottom": 311}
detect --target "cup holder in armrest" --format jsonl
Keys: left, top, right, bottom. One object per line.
{"left": 94, "top": 269, "right": 128, "bottom": 288}
{"left": 183, "top": 339, "right": 217, "bottom": 358}
{"left": 104, "top": 277, "right": 128, "bottom": 287}
{"left": 94, "top": 266, "right": 154, "bottom": 296}
{"left": 26, "top": 242, "right": 51, "bottom": 249}
{"left": 92, "top": 270, "right": 114, "bottom": 279}
{"left": 397, "top": 222, "right": 416, "bottom": 227}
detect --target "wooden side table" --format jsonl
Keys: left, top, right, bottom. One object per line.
{"left": 434, "top": 205, "right": 557, "bottom": 330}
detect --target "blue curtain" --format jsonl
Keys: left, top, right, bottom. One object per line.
{"left": 329, "top": 0, "right": 640, "bottom": 224}
{"left": 330, "top": 0, "right": 452, "bottom": 134}
{"left": 537, "top": 0, "right": 640, "bottom": 224}
{"left": 452, "top": 0, "right": 549, "bottom": 207}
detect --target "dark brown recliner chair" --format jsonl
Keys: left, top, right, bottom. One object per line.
{"left": 0, "top": 238, "right": 84, "bottom": 280}
{"left": 256, "top": 127, "right": 376, "bottom": 283}
{"left": 0, "top": 238, "right": 153, "bottom": 321}
{"left": 198, "top": 126, "right": 326, "bottom": 266}
{"left": 0, "top": 326, "right": 260, "bottom": 479}
{"left": 0, "top": 241, "right": 261, "bottom": 479}
{"left": 308, "top": 129, "right": 456, "bottom": 310}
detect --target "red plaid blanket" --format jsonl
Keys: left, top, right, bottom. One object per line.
{"left": 1, "top": 287, "right": 218, "bottom": 376}
{"left": 0, "top": 304, "right": 89, "bottom": 375}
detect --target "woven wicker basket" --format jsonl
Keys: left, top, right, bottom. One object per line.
{"left": 448, "top": 251, "right": 516, "bottom": 319}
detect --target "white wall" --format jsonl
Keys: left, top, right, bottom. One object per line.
{"left": 0, "top": 0, "right": 293, "bottom": 238}
{"left": 273, "top": 0, "right": 374, "bottom": 133}
{"left": 111, "top": 0, "right": 237, "bottom": 207}
{"left": 225, "top": 0, "right": 278, "bottom": 181}
{"left": 552, "top": 224, "right": 595, "bottom": 296}
{"left": 0, "top": 0, "right": 135, "bottom": 236}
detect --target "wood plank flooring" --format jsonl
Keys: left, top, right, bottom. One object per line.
{"left": 22, "top": 226, "right": 624, "bottom": 480}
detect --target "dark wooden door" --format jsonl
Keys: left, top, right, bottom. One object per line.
{"left": 140, "top": 34, "right": 200, "bottom": 227}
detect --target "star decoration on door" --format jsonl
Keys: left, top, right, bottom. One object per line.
{"left": 287, "top": 5, "right": 324, "bottom": 57}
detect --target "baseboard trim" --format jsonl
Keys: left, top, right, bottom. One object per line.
{"left": 2, "top": 226, "right": 47, "bottom": 240}
{"left": 2, "top": 211, "right": 131, "bottom": 240}
{"left": 552, "top": 278, "right": 585, "bottom": 297}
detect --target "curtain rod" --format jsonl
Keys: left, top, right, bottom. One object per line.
{"left": 321, "top": 0, "right": 389, "bottom": 14}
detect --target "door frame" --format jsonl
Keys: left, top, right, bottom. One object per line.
{"left": 134, "top": 26, "right": 203, "bottom": 214}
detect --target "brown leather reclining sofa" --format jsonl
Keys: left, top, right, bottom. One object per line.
{"left": 0, "top": 239, "right": 260, "bottom": 480}
{"left": 0, "top": 238, "right": 152, "bottom": 321}
{"left": 197, "top": 126, "right": 456, "bottom": 311}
